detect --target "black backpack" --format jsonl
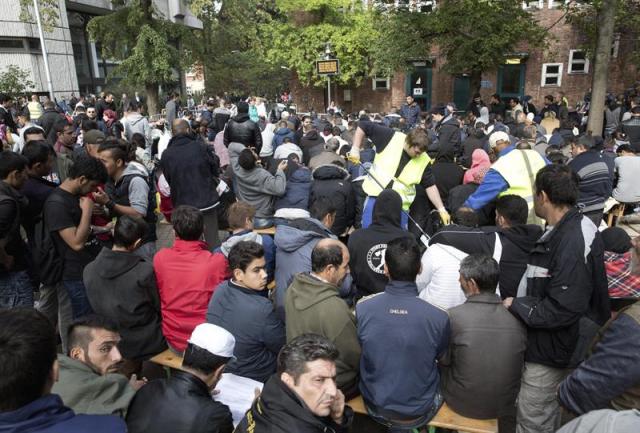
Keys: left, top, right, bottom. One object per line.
{"left": 32, "top": 195, "right": 64, "bottom": 285}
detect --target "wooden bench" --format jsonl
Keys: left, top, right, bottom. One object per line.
{"left": 348, "top": 396, "right": 497, "bottom": 433}
{"left": 150, "top": 349, "right": 184, "bottom": 370}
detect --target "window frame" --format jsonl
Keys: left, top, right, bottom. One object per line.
{"left": 372, "top": 76, "right": 391, "bottom": 91}
{"left": 568, "top": 49, "right": 589, "bottom": 74}
{"left": 541, "top": 63, "right": 563, "bottom": 87}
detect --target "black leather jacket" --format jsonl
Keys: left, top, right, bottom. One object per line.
{"left": 126, "top": 370, "right": 234, "bottom": 433}
{"left": 223, "top": 113, "right": 263, "bottom": 152}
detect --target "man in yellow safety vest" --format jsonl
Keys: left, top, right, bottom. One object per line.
{"left": 349, "top": 120, "right": 450, "bottom": 229}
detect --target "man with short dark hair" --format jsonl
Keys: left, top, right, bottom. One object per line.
{"left": 236, "top": 334, "right": 354, "bottom": 433}
{"left": 274, "top": 196, "right": 338, "bottom": 318}
{"left": 568, "top": 134, "right": 614, "bottom": 226}
{"left": 357, "top": 236, "right": 450, "bottom": 431}
{"left": 51, "top": 314, "right": 142, "bottom": 416}
{"left": 285, "top": 239, "right": 360, "bottom": 398}
{"left": 0, "top": 309, "right": 126, "bottom": 432}
{"left": 224, "top": 101, "right": 263, "bottom": 153}
{"left": 504, "top": 164, "right": 610, "bottom": 433}
{"left": 441, "top": 254, "right": 526, "bottom": 433}
{"left": 0, "top": 151, "right": 32, "bottom": 308}
{"left": 126, "top": 323, "right": 235, "bottom": 433}
{"left": 84, "top": 215, "right": 166, "bottom": 366}
{"left": 43, "top": 154, "right": 108, "bottom": 319}
{"left": 400, "top": 95, "right": 421, "bottom": 127}
{"left": 53, "top": 122, "right": 77, "bottom": 182}
{"left": 153, "top": 205, "right": 228, "bottom": 352}
{"left": 207, "top": 241, "right": 285, "bottom": 382}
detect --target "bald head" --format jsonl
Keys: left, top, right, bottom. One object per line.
{"left": 311, "top": 239, "right": 350, "bottom": 286}
{"left": 172, "top": 119, "right": 190, "bottom": 136}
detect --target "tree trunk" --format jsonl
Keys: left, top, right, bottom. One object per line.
{"left": 470, "top": 70, "right": 482, "bottom": 97}
{"left": 587, "top": 0, "right": 616, "bottom": 136}
{"left": 146, "top": 83, "right": 159, "bottom": 117}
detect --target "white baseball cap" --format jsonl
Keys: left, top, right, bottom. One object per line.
{"left": 489, "top": 131, "right": 511, "bottom": 148}
{"left": 188, "top": 323, "right": 236, "bottom": 359}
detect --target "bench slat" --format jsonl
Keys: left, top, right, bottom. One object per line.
{"left": 150, "top": 349, "right": 183, "bottom": 370}
{"left": 347, "top": 396, "right": 497, "bottom": 433}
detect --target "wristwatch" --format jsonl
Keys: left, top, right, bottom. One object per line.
{"left": 105, "top": 200, "right": 116, "bottom": 211}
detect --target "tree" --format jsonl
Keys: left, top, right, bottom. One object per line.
{"left": 87, "top": 0, "right": 193, "bottom": 115}
{"left": 0, "top": 65, "right": 35, "bottom": 96}
{"left": 370, "top": 0, "right": 549, "bottom": 94}
{"left": 190, "top": 0, "right": 289, "bottom": 97}
{"left": 19, "top": 0, "right": 59, "bottom": 32}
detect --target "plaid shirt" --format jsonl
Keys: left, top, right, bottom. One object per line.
{"left": 605, "top": 251, "right": 640, "bottom": 298}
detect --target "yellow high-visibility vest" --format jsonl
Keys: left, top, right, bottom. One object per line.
{"left": 362, "top": 132, "right": 431, "bottom": 210}
{"left": 492, "top": 149, "right": 547, "bottom": 224}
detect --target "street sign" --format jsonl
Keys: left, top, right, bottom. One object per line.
{"left": 316, "top": 59, "right": 340, "bottom": 75}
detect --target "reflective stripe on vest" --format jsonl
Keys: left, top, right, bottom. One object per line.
{"left": 362, "top": 132, "right": 431, "bottom": 210}
{"left": 492, "top": 149, "right": 547, "bottom": 223}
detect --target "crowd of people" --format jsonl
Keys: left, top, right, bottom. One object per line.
{"left": 0, "top": 86, "right": 640, "bottom": 433}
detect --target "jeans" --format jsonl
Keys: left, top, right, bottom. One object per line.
{"left": 37, "top": 281, "right": 73, "bottom": 353}
{"left": 63, "top": 279, "right": 93, "bottom": 319}
{"left": 362, "top": 197, "right": 408, "bottom": 229}
{"left": 516, "top": 362, "right": 572, "bottom": 433}
{"left": 366, "top": 390, "right": 444, "bottom": 433}
{"left": 0, "top": 270, "right": 34, "bottom": 309}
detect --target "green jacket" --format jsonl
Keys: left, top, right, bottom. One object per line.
{"left": 51, "top": 355, "right": 136, "bottom": 417}
{"left": 284, "top": 273, "right": 360, "bottom": 391}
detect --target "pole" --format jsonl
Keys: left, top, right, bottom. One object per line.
{"left": 33, "top": 0, "right": 55, "bottom": 101}
{"left": 327, "top": 75, "right": 331, "bottom": 113}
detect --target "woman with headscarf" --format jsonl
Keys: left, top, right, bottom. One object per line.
{"left": 463, "top": 149, "right": 491, "bottom": 185}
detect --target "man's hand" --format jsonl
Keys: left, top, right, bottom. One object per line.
{"left": 79, "top": 197, "right": 94, "bottom": 215}
{"left": 346, "top": 149, "right": 360, "bottom": 165}
{"left": 92, "top": 188, "right": 110, "bottom": 206}
{"left": 438, "top": 208, "right": 451, "bottom": 225}
{"left": 503, "top": 297, "right": 514, "bottom": 309}
{"left": 330, "top": 389, "right": 345, "bottom": 425}
{"left": 129, "top": 374, "right": 148, "bottom": 391}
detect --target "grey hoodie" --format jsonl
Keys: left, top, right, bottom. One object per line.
{"left": 229, "top": 141, "right": 286, "bottom": 217}
{"left": 123, "top": 112, "right": 151, "bottom": 147}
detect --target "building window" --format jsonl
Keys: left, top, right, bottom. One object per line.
{"left": 568, "top": 50, "right": 589, "bottom": 74}
{"left": 541, "top": 63, "right": 563, "bottom": 87}
{"left": 372, "top": 76, "right": 390, "bottom": 90}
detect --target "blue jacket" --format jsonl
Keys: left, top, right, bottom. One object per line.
{"left": 274, "top": 218, "right": 335, "bottom": 319}
{"left": 0, "top": 394, "right": 126, "bottom": 433}
{"left": 274, "top": 165, "right": 311, "bottom": 212}
{"left": 206, "top": 280, "right": 285, "bottom": 383}
{"left": 272, "top": 127, "right": 295, "bottom": 149}
{"left": 568, "top": 150, "right": 615, "bottom": 212}
{"left": 558, "top": 302, "right": 640, "bottom": 414}
{"left": 356, "top": 280, "right": 450, "bottom": 419}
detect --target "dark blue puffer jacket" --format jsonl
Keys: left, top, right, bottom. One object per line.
{"left": 274, "top": 165, "right": 312, "bottom": 212}
{"left": 272, "top": 127, "right": 296, "bottom": 149}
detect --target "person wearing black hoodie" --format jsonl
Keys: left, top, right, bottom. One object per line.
{"left": 429, "top": 195, "right": 542, "bottom": 299}
{"left": 310, "top": 162, "right": 355, "bottom": 237}
{"left": 83, "top": 215, "right": 166, "bottom": 367}
{"left": 223, "top": 101, "right": 262, "bottom": 153}
{"left": 347, "top": 189, "right": 413, "bottom": 298}
{"left": 299, "top": 128, "right": 326, "bottom": 166}
{"left": 430, "top": 105, "right": 461, "bottom": 158}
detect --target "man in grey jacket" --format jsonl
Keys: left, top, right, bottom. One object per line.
{"left": 229, "top": 143, "right": 287, "bottom": 228}
{"left": 122, "top": 101, "right": 151, "bottom": 147}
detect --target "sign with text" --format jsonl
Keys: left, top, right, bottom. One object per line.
{"left": 316, "top": 59, "right": 340, "bottom": 75}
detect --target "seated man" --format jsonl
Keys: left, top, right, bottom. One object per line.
{"left": 285, "top": 239, "right": 360, "bottom": 398}
{"left": 0, "top": 309, "right": 126, "bottom": 432}
{"left": 558, "top": 236, "right": 640, "bottom": 415}
{"left": 236, "top": 334, "right": 353, "bottom": 433}
{"left": 274, "top": 197, "right": 337, "bottom": 318}
{"left": 215, "top": 201, "right": 276, "bottom": 282}
{"left": 84, "top": 215, "right": 166, "bottom": 368}
{"left": 357, "top": 237, "right": 450, "bottom": 431}
{"left": 154, "top": 205, "right": 228, "bottom": 352}
{"left": 348, "top": 189, "right": 412, "bottom": 298}
{"left": 126, "top": 323, "right": 234, "bottom": 433}
{"left": 207, "top": 241, "right": 285, "bottom": 382}
{"left": 440, "top": 254, "right": 526, "bottom": 433}
{"left": 51, "top": 315, "right": 144, "bottom": 417}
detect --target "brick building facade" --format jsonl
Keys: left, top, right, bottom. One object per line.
{"left": 290, "top": 1, "right": 639, "bottom": 114}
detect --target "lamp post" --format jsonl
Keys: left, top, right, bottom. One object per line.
{"left": 32, "top": 0, "right": 54, "bottom": 101}
{"left": 324, "top": 42, "right": 332, "bottom": 112}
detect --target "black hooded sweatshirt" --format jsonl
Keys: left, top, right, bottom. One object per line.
{"left": 429, "top": 224, "right": 543, "bottom": 299}
{"left": 347, "top": 189, "right": 413, "bottom": 297}
{"left": 235, "top": 375, "right": 353, "bottom": 433}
